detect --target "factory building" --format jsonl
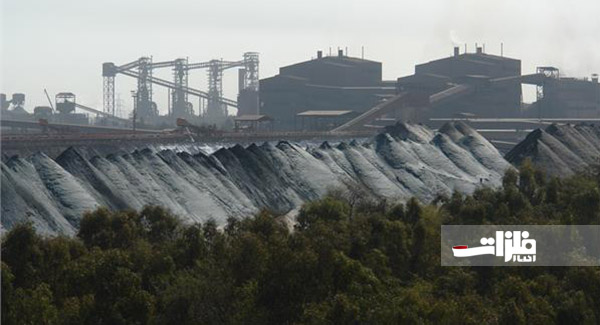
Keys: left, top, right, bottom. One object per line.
{"left": 399, "top": 48, "right": 600, "bottom": 121}
{"left": 527, "top": 72, "right": 600, "bottom": 118}
{"left": 397, "top": 46, "right": 523, "bottom": 120}
{"left": 415, "top": 47, "right": 521, "bottom": 80}
{"left": 259, "top": 50, "right": 396, "bottom": 130}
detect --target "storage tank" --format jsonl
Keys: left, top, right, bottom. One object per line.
{"left": 11, "top": 93, "right": 25, "bottom": 107}
{"left": 55, "top": 92, "right": 76, "bottom": 114}
{"left": 34, "top": 106, "right": 53, "bottom": 119}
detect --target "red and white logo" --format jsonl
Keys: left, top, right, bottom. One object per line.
{"left": 452, "top": 231, "right": 536, "bottom": 262}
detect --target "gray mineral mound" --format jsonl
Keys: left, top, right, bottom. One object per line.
{"left": 1, "top": 122, "right": 511, "bottom": 235}
{"left": 505, "top": 123, "right": 600, "bottom": 177}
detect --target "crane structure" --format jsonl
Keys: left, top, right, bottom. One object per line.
{"left": 102, "top": 52, "right": 259, "bottom": 125}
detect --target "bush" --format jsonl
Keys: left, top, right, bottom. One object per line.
{"left": 2, "top": 165, "right": 599, "bottom": 324}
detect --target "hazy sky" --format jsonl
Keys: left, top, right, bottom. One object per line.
{"left": 2, "top": 0, "right": 599, "bottom": 115}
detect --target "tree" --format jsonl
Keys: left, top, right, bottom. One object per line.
{"left": 1, "top": 223, "right": 43, "bottom": 288}
{"left": 2, "top": 164, "right": 600, "bottom": 324}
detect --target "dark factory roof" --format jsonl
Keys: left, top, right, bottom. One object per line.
{"left": 398, "top": 73, "right": 451, "bottom": 83}
{"left": 420, "top": 52, "right": 520, "bottom": 66}
{"left": 269, "top": 75, "right": 308, "bottom": 82}
{"left": 259, "top": 74, "right": 308, "bottom": 86}
{"left": 297, "top": 110, "right": 355, "bottom": 117}
{"left": 280, "top": 55, "right": 381, "bottom": 73}
{"left": 298, "top": 55, "right": 380, "bottom": 66}
{"left": 462, "top": 52, "right": 519, "bottom": 62}
{"left": 234, "top": 115, "right": 273, "bottom": 122}
{"left": 306, "top": 84, "right": 396, "bottom": 90}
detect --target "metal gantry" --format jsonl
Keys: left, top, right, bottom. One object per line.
{"left": 534, "top": 66, "right": 560, "bottom": 122}
{"left": 102, "top": 52, "right": 259, "bottom": 124}
{"left": 136, "top": 57, "right": 156, "bottom": 123}
{"left": 242, "top": 52, "right": 260, "bottom": 91}
{"left": 172, "top": 58, "right": 191, "bottom": 117}
{"left": 207, "top": 59, "right": 225, "bottom": 120}
{"left": 102, "top": 68, "right": 115, "bottom": 116}
{"left": 536, "top": 67, "right": 560, "bottom": 101}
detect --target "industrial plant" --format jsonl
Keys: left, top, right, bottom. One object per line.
{"left": 260, "top": 46, "right": 599, "bottom": 135}
{"left": 2, "top": 52, "right": 260, "bottom": 131}
{"left": 2, "top": 46, "right": 599, "bottom": 150}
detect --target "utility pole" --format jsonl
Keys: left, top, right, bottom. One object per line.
{"left": 131, "top": 90, "right": 137, "bottom": 132}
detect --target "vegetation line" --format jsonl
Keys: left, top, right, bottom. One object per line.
{"left": 2, "top": 161, "right": 599, "bottom": 324}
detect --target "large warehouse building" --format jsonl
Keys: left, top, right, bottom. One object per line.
{"left": 397, "top": 47, "right": 523, "bottom": 120}
{"left": 259, "top": 47, "right": 600, "bottom": 132}
{"left": 259, "top": 50, "right": 396, "bottom": 130}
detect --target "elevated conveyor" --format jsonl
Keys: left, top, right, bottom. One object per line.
{"left": 488, "top": 73, "right": 547, "bottom": 87}
{"left": 332, "top": 84, "right": 473, "bottom": 132}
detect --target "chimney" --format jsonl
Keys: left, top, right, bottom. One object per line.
{"left": 338, "top": 49, "right": 344, "bottom": 57}
{"left": 476, "top": 47, "right": 483, "bottom": 54}
{"left": 317, "top": 50, "right": 323, "bottom": 59}
{"left": 453, "top": 46, "right": 460, "bottom": 57}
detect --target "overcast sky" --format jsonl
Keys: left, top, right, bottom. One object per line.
{"left": 2, "top": 0, "right": 599, "bottom": 115}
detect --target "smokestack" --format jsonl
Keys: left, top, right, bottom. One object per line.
{"left": 317, "top": 50, "right": 323, "bottom": 59}
{"left": 453, "top": 46, "right": 460, "bottom": 57}
{"left": 476, "top": 47, "right": 483, "bottom": 54}
{"left": 338, "top": 49, "right": 344, "bottom": 57}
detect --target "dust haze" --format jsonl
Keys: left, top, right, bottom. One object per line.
{"left": 2, "top": 0, "right": 599, "bottom": 113}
